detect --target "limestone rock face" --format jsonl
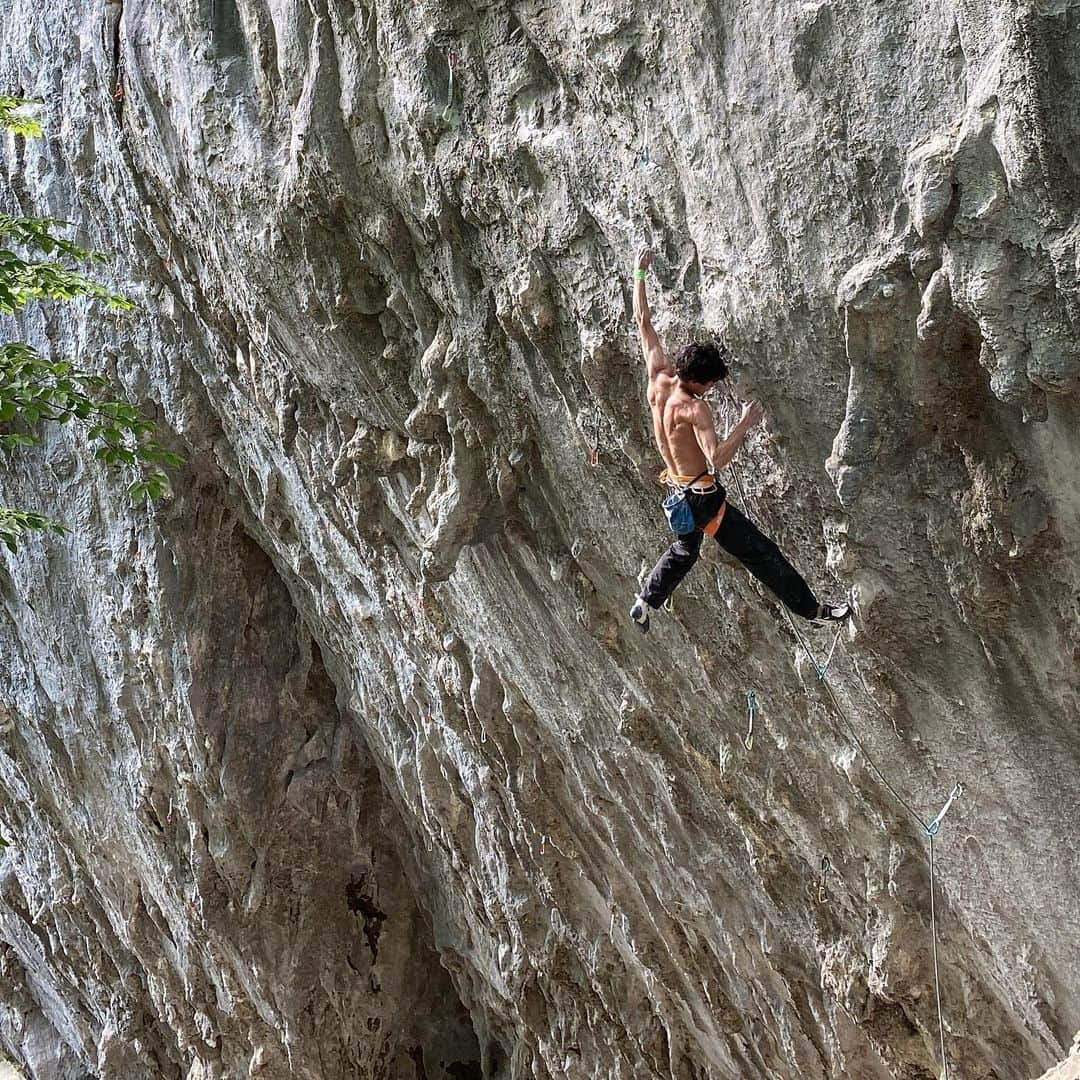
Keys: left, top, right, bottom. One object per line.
{"left": 0, "top": 0, "right": 1078, "bottom": 1078}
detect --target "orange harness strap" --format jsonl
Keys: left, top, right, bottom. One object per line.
{"left": 702, "top": 500, "right": 727, "bottom": 538}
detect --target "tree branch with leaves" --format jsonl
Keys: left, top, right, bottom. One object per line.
{"left": 0, "top": 97, "right": 181, "bottom": 552}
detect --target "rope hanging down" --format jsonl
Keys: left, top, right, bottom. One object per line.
{"left": 818, "top": 622, "right": 844, "bottom": 681}
{"left": 719, "top": 391, "right": 929, "bottom": 831}
{"left": 717, "top": 387, "right": 962, "bottom": 1079}
{"left": 927, "top": 783, "right": 963, "bottom": 1080}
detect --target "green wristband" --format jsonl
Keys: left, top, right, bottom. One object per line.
{"left": 634, "top": 268, "right": 647, "bottom": 280}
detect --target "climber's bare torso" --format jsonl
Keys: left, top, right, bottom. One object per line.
{"left": 647, "top": 369, "right": 711, "bottom": 478}
{"left": 632, "top": 248, "right": 721, "bottom": 477}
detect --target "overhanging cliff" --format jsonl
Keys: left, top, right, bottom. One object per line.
{"left": 1, "top": 1, "right": 1079, "bottom": 1077}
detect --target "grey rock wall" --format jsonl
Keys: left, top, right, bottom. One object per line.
{"left": 0, "top": 0, "right": 1078, "bottom": 1077}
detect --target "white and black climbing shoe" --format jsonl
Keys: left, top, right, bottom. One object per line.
{"left": 811, "top": 601, "right": 851, "bottom": 627}
{"left": 630, "top": 597, "right": 651, "bottom": 633}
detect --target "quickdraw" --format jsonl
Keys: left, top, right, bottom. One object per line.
{"left": 585, "top": 406, "right": 601, "bottom": 466}
{"left": 925, "top": 782, "right": 963, "bottom": 838}
{"left": 639, "top": 97, "right": 653, "bottom": 166}
{"left": 744, "top": 690, "right": 757, "bottom": 751}
{"left": 817, "top": 623, "right": 843, "bottom": 681}
{"left": 806, "top": 855, "right": 831, "bottom": 904}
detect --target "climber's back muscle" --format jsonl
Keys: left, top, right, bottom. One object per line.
{"left": 648, "top": 372, "right": 711, "bottom": 477}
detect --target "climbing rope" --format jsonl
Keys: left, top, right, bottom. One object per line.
{"left": 818, "top": 622, "right": 844, "bottom": 681}
{"left": 718, "top": 388, "right": 930, "bottom": 829}
{"left": 927, "top": 783, "right": 962, "bottom": 1080}
{"left": 717, "top": 387, "right": 962, "bottom": 1076}
{"left": 929, "top": 832, "right": 947, "bottom": 1080}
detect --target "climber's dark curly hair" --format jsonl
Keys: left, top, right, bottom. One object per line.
{"left": 673, "top": 341, "right": 731, "bottom": 385}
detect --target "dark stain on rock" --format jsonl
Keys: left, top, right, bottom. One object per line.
{"left": 408, "top": 1045, "right": 428, "bottom": 1079}
{"left": 345, "top": 876, "right": 387, "bottom": 962}
{"left": 444, "top": 1061, "right": 482, "bottom": 1080}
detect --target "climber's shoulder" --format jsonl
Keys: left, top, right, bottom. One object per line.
{"left": 640, "top": 326, "right": 672, "bottom": 381}
{"left": 647, "top": 367, "right": 676, "bottom": 405}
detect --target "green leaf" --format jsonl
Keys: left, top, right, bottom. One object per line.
{"left": 0, "top": 434, "right": 38, "bottom": 450}
{"left": 0, "top": 112, "right": 176, "bottom": 533}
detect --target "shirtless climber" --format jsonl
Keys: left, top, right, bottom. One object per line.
{"left": 628, "top": 246, "right": 851, "bottom": 633}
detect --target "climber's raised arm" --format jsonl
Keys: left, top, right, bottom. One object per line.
{"left": 633, "top": 247, "right": 671, "bottom": 379}
{"left": 694, "top": 400, "right": 764, "bottom": 472}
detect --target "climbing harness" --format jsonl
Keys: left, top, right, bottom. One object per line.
{"left": 806, "top": 855, "right": 831, "bottom": 904}
{"left": 661, "top": 470, "right": 710, "bottom": 533}
{"left": 659, "top": 470, "right": 727, "bottom": 536}
{"left": 743, "top": 690, "right": 757, "bottom": 751}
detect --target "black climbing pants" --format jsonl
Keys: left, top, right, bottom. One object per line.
{"left": 639, "top": 486, "right": 819, "bottom": 619}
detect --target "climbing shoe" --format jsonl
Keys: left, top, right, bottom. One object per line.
{"left": 811, "top": 601, "right": 851, "bottom": 627}
{"left": 630, "top": 597, "right": 651, "bottom": 633}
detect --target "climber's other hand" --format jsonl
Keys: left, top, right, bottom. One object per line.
{"left": 741, "top": 401, "right": 765, "bottom": 427}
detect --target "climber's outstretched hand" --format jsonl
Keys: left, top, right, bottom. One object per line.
{"left": 740, "top": 401, "right": 765, "bottom": 428}
{"left": 636, "top": 246, "right": 652, "bottom": 272}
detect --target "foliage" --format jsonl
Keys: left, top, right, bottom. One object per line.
{"left": 0, "top": 95, "right": 41, "bottom": 139}
{"left": 0, "top": 97, "right": 181, "bottom": 551}
{"left": 0, "top": 213, "right": 132, "bottom": 314}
